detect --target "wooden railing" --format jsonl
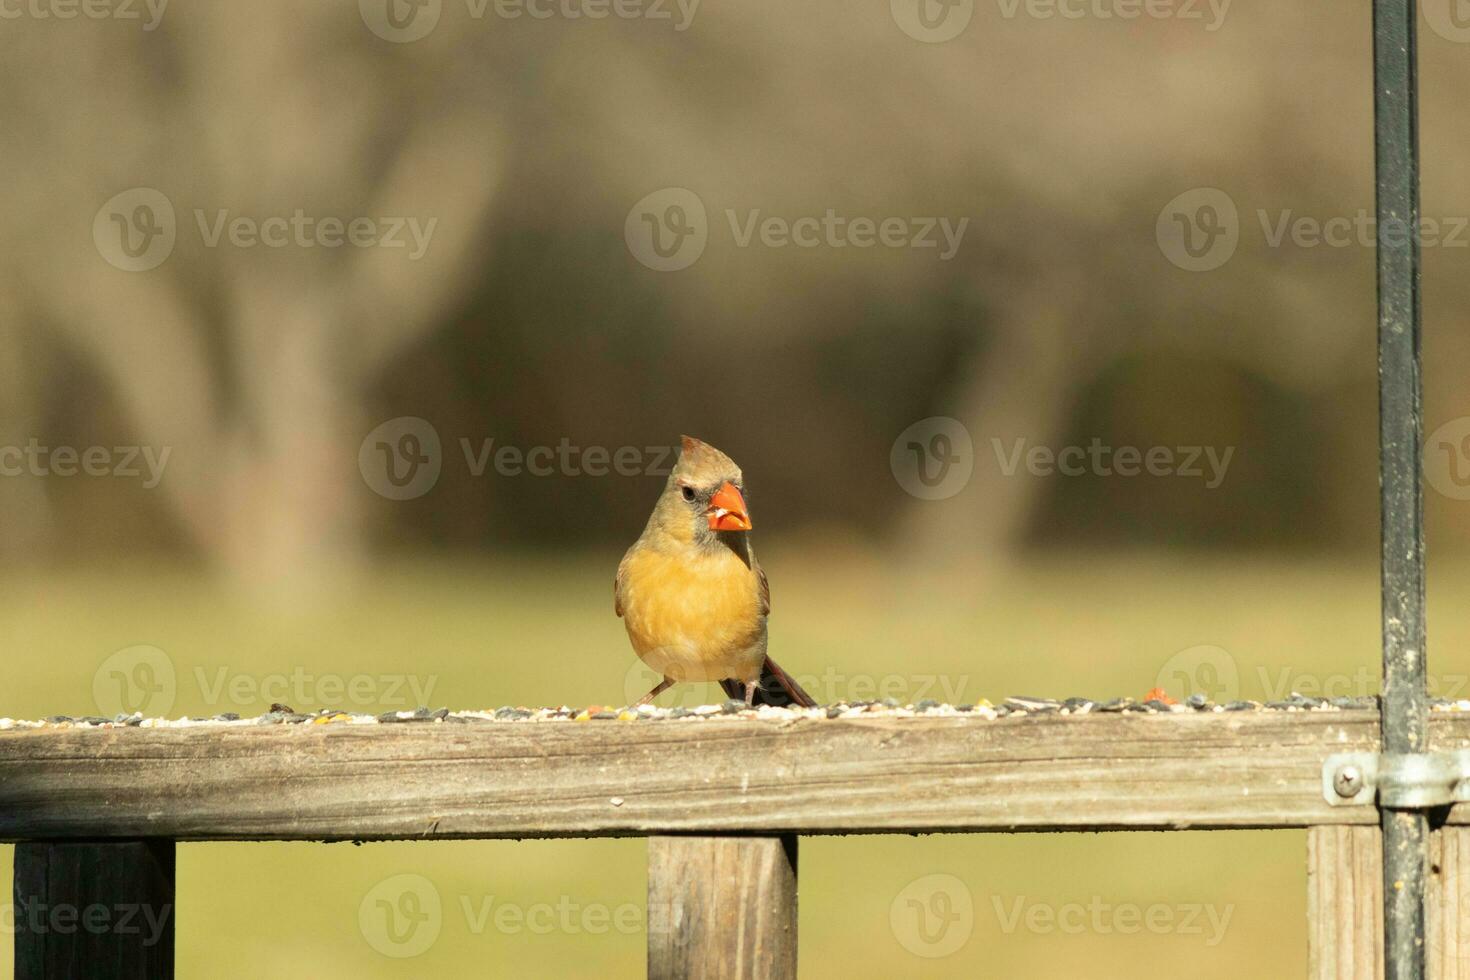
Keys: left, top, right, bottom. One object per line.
{"left": 4, "top": 705, "right": 1469, "bottom": 976}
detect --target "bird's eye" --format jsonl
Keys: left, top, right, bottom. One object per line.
{"left": 680, "top": 485, "right": 696, "bottom": 502}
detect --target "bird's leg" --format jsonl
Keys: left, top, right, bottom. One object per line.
{"left": 636, "top": 676, "right": 675, "bottom": 707}
{"left": 743, "top": 680, "right": 757, "bottom": 707}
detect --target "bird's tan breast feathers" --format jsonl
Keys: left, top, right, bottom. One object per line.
{"left": 616, "top": 544, "right": 766, "bottom": 681}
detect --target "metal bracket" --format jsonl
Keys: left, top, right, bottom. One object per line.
{"left": 1323, "top": 750, "right": 1470, "bottom": 808}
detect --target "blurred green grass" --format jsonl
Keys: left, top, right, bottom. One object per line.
{"left": 5, "top": 552, "right": 1469, "bottom": 977}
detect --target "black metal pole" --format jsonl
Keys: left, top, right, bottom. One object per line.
{"left": 1373, "top": 0, "right": 1426, "bottom": 977}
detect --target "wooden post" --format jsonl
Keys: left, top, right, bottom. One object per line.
{"left": 1309, "top": 825, "right": 1383, "bottom": 980}
{"left": 1428, "top": 827, "right": 1470, "bottom": 980}
{"left": 13, "top": 840, "right": 175, "bottom": 980}
{"left": 648, "top": 835, "right": 797, "bottom": 980}
{"left": 1310, "top": 826, "right": 1470, "bottom": 980}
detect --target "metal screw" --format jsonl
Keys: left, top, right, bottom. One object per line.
{"left": 1334, "top": 765, "right": 1365, "bottom": 798}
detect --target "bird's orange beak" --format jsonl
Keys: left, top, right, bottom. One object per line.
{"left": 706, "top": 481, "right": 752, "bottom": 532}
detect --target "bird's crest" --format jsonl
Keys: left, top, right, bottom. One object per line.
{"left": 676, "top": 435, "right": 742, "bottom": 485}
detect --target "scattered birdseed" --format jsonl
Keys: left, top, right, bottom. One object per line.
{"left": 7, "top": 694, "right": 1466, "bottom": 731}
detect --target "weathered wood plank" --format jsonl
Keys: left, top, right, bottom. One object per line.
{"left": 1308, "top": 825, "right": 1470, "bottom": 980}
{"left": 1429, "top": 827, "right": 1470, "bottom": 980}
{"left": 648, "top": 836, "right": 797, "bottom": 979}
{"left": 13, "top": 840, "right": 175, "bottom": 980}
{"left": 1308, "top": 825, "right": 1383, "bottom": 980}
{"left": 5, "top": 711, "right": 1470, "bottom": 840}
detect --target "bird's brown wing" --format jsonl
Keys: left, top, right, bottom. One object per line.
{"left": 614, "top": 552, "right": 630, "bottom": 618}
{"left": 717, "top": 558, "right": 818, "bottom": 706}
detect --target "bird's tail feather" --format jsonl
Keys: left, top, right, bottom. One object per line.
{"left": 720, "top": 656, "right": 817, "bottom": 708}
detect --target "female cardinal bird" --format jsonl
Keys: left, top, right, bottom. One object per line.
{"left": 615, "top": 436, "right": 815, "bottom": 707}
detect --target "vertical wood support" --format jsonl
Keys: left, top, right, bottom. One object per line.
{"left": 1310, "top": 826, "right": 1384, "bottom": 980}
{"left": 13, "top": 840, "right": 176, "bottom": 980}
{"left": 648, "top": 835, "right": 797, "bottom": 980}
{"left": 1310, "top": 827, "right": 1470, "bottom": 980}
{"left": 1428, "top": 828, "right": 1470, "bottom": 980}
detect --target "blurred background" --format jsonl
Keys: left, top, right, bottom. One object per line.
{"left": 4, "top": 0, "right": 1470, "bottom": 975}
